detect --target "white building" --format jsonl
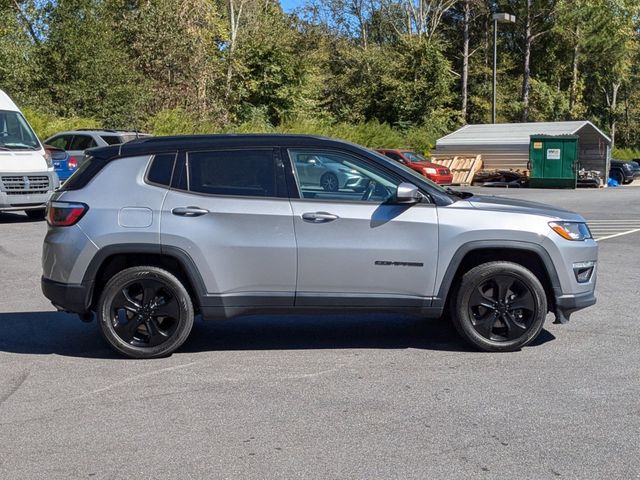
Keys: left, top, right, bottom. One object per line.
{"left": 434, "top": 121, "right": 611, "bottom": 178}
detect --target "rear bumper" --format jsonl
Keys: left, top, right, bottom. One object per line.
{"left": 41, "top": 276, "right": 91, "bottom": 314}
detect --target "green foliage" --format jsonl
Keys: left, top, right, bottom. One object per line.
{"left": 2, "top": 0, "right": 640, "bottom": 150}
{"left": 22, "top": 108, "right": 99, "bottom": 140}
{"left": 612, "top": 148, "right": 640, "bottom": 161}
{"left": 146, "top": 108, "right": 220, "bottom": 136}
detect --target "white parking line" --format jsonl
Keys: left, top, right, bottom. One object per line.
{"left": 595, "top": 228, "right": 640, "bottom": 242}
{"left": 586, "top": 219, "right": 640, "bottom": 241}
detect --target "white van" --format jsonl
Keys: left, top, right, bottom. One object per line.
{"left": 0, "top": 89, "right": 59, "bottom": 219}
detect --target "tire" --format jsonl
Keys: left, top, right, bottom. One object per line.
{"left": 450, "top": 261, "right": 547, "bottom": 352}
{"left": 25, "top": 208, "right": 46, "bottom": 220}
{"left": 97, "top": 266, "right": 194, "bottom": 359}
{"left": 610, "top": 170, "right": 624, "bottom": 185}
{"left": 320, "top": 172, "right": 339, "bottom": 192}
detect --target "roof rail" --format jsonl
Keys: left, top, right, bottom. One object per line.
{"left": 74, "top": 128, "right": 149, "bottom": 134}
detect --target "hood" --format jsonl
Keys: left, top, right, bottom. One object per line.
{"left": 468, "top": 194, "right": 584, "bottom": 221}
{"left": 0, "top": 149, "right": 50, "bottom": 173}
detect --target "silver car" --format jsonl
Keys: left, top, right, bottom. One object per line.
{"left": 41, "top": 135, "right": 597, "bottom": 358}
{"left": 294, "top": 153, "right": 368, "bottom": 192}
{"left": 44, "top": 129, "right": 151, "bottom": 166}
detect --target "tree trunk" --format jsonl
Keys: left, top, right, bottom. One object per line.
{"left": 569, "top": 26, "right": 579, "bottom": 117}
{"left": 225, "top": 0, "right": 244, "bottom": 102}
{"left": 461, "top": 0, "right": 470, "bottom": 123}
{"left": 610, "top": 82, "right": 619, "bottom": 149}
{"left": 521, "top": 0, "right": 532, "bottom": 122}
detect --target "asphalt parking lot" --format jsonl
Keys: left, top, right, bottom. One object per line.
{"left": 0, "top": 186, "right": 638, "bottom": 479}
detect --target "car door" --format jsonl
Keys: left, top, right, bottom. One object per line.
{"left": 286, "top": 148, "right": 439, "bottom": 307}
{"left": 68, "top": 134, "right": 97, "bottom": 165}
{"left": 160, "top": 148, "right": 297, "bottom": 309}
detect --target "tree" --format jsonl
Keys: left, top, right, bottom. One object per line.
{"left": 36, "top": 0, "right": 148, "bottom": 127}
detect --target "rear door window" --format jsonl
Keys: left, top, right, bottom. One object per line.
{"left": 100, "top": 135, "right": 124, "bottom": 145}
{"left": 185, "top": 150, "right": 277, "bottom": 198}
{"left": 70, "top": 135, "right": 97, "bottom": 150}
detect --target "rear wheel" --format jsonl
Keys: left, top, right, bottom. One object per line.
{"left": 610, "top": 169, "right": 624, "bottom": 185}
{"left": 451, "top": 261, "right": 547, "bottom": 352}
{"left": 25, "top": 208, "right": 46, "bottom": 220}
{"left": 97, "top": 266, "right": 194, "bottom": 359}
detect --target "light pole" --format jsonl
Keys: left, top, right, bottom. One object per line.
{"left": 492, "top": 12, "right": 516, "bottom": 124}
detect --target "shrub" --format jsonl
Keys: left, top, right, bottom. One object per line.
{"left": 23, "top": 108, "right": 99, "bottom": 140}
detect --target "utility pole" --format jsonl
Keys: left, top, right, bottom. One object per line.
{"left": 492, "top": 13, "right": 516, "bottom": 124}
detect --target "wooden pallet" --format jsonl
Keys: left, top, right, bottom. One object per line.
{"left": 431, "top": 155, "right": 483, "bottom": 185}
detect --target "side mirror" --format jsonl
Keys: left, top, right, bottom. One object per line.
{"left": 395, "top": 182, "right": 423, "bottom": 204}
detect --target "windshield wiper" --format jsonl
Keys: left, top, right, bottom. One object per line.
{"left": 446, "top": 187, "right": 474, "bottom": 199}
{"left": 2, "top": 143, "right": 38, "bottom": 150}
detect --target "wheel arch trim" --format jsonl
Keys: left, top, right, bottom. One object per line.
{"left": 432, "top": 240, "right": 562, "bottom": 308}
{"left": 81, "top": 243, "right": 208, "bottom": 306}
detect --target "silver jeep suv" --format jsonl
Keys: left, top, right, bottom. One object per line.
{"left": 41, "top": 135, "right": 597, "bottom": 358}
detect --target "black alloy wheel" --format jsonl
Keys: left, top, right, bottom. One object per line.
{"left": 467, "top": 274, "right": 536, "bottom": 342}
{"left": 98, "top": 266, "right": 194, "bottom": 358}
{"left": 451, "top": 261, "right": 547, "bottom": 352}
{"left": 111, "top": 278, "right": 181, "bottom": 347}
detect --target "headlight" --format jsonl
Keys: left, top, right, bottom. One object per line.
{"left": 44, "top": 150, "right": 53, "bottom": 168}
{"left": 424, "top": 167, "right": 437, "bottom": 175}
{"left": 549, "top": 221, "right": 592, "bottom": 241}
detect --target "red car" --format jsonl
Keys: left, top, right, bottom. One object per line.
{"left": 376, "top": 149, "right": 453, "bottom": 185}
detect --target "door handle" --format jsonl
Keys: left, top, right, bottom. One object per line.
{"left": 302, "top": 212, "right": 339, "bottom": 223}
{"left": 171, "top": 206, "right": 210, "bottom": 217}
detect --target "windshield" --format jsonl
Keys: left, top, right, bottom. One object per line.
{"left": 403, "top": 151, "right": 427, "bottom": 163}
{"left": 0, "top": 110, "right": 40, "bottom": 150}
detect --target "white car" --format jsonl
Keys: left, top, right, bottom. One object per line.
{"left": 0, "top": 89, "right": 59, "bottom": 219}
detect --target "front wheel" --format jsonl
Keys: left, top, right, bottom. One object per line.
{"left": 451, "top": 261, "right": 547, "bottom": 352}
{"left": 97, "top": 266, "right": 194, "bottom": 359}
{"left": 320, "top": 173, "right": 339, "bottom": 192}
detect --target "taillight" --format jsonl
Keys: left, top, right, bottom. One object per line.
{"left": 47, "top": 201, "right": 88, "bottom": 227}
{"left": 68, "top": 157, "right": 78, "bottom": 169}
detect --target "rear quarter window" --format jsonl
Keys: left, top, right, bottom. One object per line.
{"left": 146, "top": 153, "right": 176, "bottom": 187}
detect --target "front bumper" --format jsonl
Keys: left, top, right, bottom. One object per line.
{"left": 41, "top": 277, "right": 91, "bottom": 314}
{"left": 428, "top": 174, "right": 454, "bottom": 185}
{"left": 0, "top": 171, "right": 59, "bottom": 210}
{"left": 554, "top": 291, "right": 597, "bottom": 323}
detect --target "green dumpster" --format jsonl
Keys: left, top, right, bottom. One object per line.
{"left": 528, "top": 135, "right": 578, "bottom": 188}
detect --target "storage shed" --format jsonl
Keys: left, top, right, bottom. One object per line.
{"left": 434, "top": 121, "right": 611, "bottom": 180}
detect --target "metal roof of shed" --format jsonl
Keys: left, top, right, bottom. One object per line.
{"left": 437, "top": 121, "right": 611, "bottom": 146}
